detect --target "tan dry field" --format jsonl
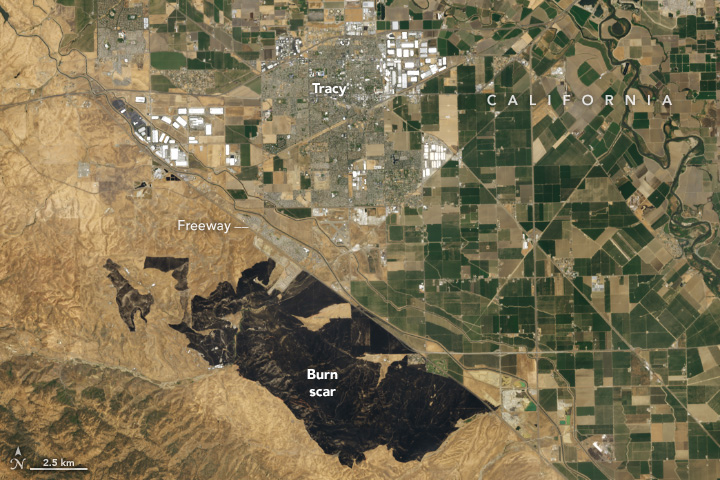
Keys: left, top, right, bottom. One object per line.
{"left": 437, "top": 94, "right": 460, "bottom": 151}
{"left": 296, "top": 303, "right": 352, "bottom": 330}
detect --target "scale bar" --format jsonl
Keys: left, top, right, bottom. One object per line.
{"left": 30, "top": 467, "right": 88, "bottom": 471}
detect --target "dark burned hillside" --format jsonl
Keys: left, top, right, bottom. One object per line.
{"left": 169, "top": 260, "right": 492, "bottom": 466}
